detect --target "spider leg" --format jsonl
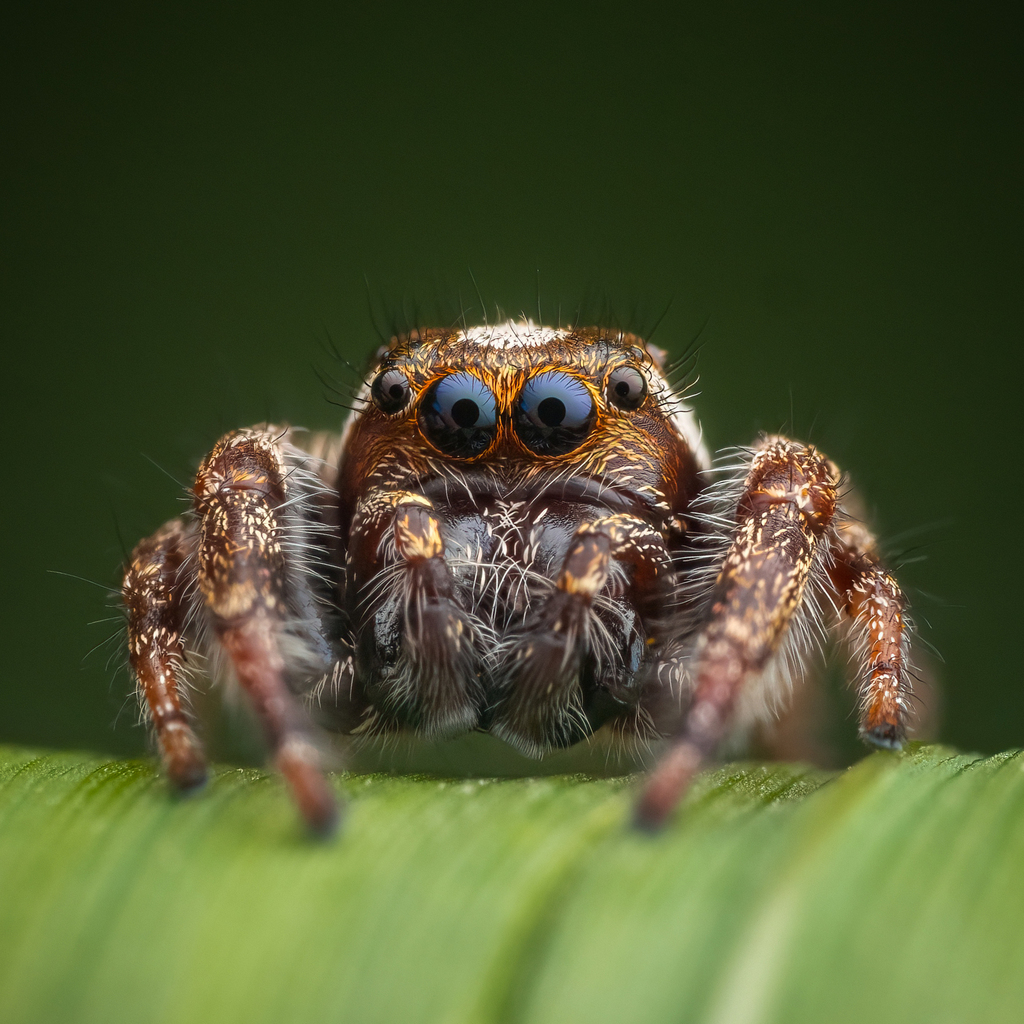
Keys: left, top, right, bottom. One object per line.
{"left": 491, "top": 514, "right": 672, "bottom": 755}
{"left": 349, "top": 492, "right": 482, "bottom": 738}
{"left": 637, "top": 437, "right": 841, "bottom": 828}
{"left": 191, "top": 427, "right": 340, "bottom": 835}
{"left": 123, "top": 518, "right": 207, "bottom": 791}
{"left": 828, "top": 520, "right": 912, "bottom": 748}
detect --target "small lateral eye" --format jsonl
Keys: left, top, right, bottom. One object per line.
{"left": 515, "top": 371, "right": 596, "bottom": 455}
{"left": 371, "top": 368, "right": 412, "bottom": 414}
{"left": 418, "top": 371, "right": 498, "bottom": 457}
{"left": 606, "top": 365, "right": 647, "bottom": 410}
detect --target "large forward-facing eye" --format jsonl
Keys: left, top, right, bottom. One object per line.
{"left": 418, "top": 372, "right": 498, "bottom": 457}
{"left": 370, "top": 368, "right": 412, "bottom": 414}
{"left": 515, "top": 371, "right": 596, "bottom": 454}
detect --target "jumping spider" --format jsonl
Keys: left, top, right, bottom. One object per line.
{"left": 123, "top": 322, "right": 913, "bottom": 834}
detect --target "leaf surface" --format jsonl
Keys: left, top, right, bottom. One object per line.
{"left": 0, "top": 745, "right": 1020, "bottom": 1024}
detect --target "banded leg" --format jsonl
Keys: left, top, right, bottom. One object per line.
{"left": 193, "top": 428, "right": 338, "bottom": 835}
{"left": 123, "top": 519, "right": 207, "bottom": 791}
{"left": 350, "top": 492, "right": 481, "bottom": 737}
{"left": 637, "top": 438, "right": 840, "bottom": 828}
{"left": 830, "top": 522, "right": 911, "bottom": 748}
{"left": 491, "top": 514, "right": 672, "bottom": 756}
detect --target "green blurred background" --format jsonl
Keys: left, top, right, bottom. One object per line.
{"left": 2, "top": 4, "right": 1020, "bottom": 762}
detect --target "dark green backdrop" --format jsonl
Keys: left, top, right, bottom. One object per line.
{"left": 2, "top": 5, "right": 1020, "bottom": 760}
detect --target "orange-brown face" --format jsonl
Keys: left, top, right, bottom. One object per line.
{"left": 337, "top": 322, "right": 708, "bottom": 518}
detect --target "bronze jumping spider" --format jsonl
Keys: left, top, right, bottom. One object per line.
{"left": 123, "top": 322, "right": 913, "bottom": 834}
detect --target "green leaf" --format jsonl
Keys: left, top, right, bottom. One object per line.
{"left": 0, "top": 744, "right": 1021, "bottom": 1024}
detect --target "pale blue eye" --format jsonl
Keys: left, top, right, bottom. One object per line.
{"left": 418, "top": 372, "right": 497, "bottom": 457}
{"left": 515, "top": 372, "right": 596, "bottom": 454}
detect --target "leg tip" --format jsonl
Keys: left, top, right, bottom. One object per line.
{"left": 167, "top": 751, "right": 209, "bottom": 796}
{"left": 633, "top": 741, "right": 703, "bottom": 834}
{"left": 305, "top": 796, "right": 344, "bottom": 840}
{"left": 161, "top": 721, "right": 209, "bottom": 794}
{"left": 860, "top": 723, "right": 906, "bottom": 750}
{"left": 632, "top": 796, "right": 671, "bottom": 834}
{"left": 276, "top": 741, "right": 342, "bottom": 841}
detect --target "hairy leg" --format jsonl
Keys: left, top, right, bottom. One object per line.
{"left": 123, "top": 519, "right": 207, "bottom": 791}
{"left": 125, "top": 426, "right": 346, "bottom": 835}
{"left": 192, "top": 427, "right": 340, "bottom": 834}
{"left": 829, "top": 519, "right": 912, "bottom": 747}
{"left": 737, "top": 508, "right": 920, "bottom": 766}
{"left": 637, "top": 438, "right": 843, "bottom": 827}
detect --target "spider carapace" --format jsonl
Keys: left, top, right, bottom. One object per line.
{"left": 123, "top": 322, "right": 913, "bottom": 834}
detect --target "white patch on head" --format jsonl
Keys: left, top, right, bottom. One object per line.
{"left": 457, "top": 320, "right": 569, "bottom": 349}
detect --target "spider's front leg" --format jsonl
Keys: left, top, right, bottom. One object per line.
{"left": 125, "top": 428, "right": 345, "bottom": 835}
{"left": 636, "top": 437, "right": 912, "bottom": 828}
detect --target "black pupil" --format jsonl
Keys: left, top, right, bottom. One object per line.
{"left": 537, "top": 396, "right": 566, "bottom": 427}
{"left": 513, "top": 371, "right": 595, "bottom": 455}
{"left": 373, "top": 369, "right": 410, "bottom": 413}
{"left": 608, "top": 367, "right": 646, "bottom": 410}
{"left": 451, "top": 398, "right": 479, "bottom": 428}
{"left": 417, "top": 372, "right": 497, "bottom": 458}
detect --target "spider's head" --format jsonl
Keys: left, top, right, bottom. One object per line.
{"left": 342, "top": 321, "right": 707, "bottom": 513}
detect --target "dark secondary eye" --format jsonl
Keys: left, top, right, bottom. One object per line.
{"left": 371, "top": 368, "right": 412, "bottom": 414}
{"left": 418, "top": 372, "right": 498, "bottom": 457}
{"left": 515, "top": 371, "right": 596, "bottom": 454}
{"left": 606, "top": 365, "right": 647, "bottom": 410}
